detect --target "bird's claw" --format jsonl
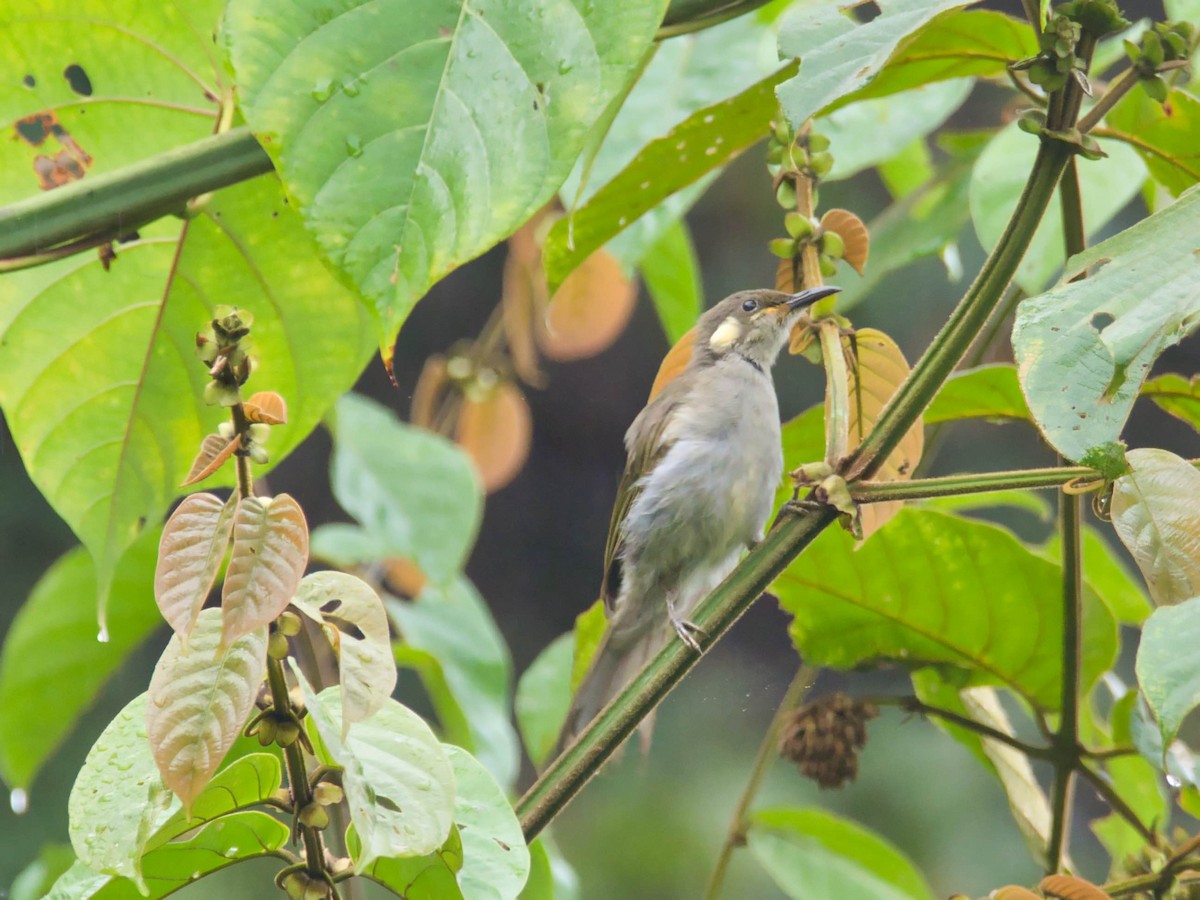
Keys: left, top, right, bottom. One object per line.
{"left": 670, "top": 616, "right": 706, "bottom": 652}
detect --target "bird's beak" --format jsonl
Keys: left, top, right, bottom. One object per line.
{"left": 787, "top": 285, "right": 842, "bottom": 310}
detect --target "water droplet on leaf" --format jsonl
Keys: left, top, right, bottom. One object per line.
{"left": 10, "top": 788, "right": 28, "bottom": 814}
{"left": 311, "top": 78, "right": 334, "bottom": 102}
{"left": 346, "top": 135, "right": 364, "bottom": 158}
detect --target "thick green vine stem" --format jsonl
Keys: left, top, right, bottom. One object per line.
{"left": 517, "top": 3, "right": 1104, "bottom": 841}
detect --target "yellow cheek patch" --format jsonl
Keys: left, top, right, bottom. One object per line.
{"left": 709, "top": 316, "right": 742, "bottom": 349}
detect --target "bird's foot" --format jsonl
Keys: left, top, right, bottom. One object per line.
{"left": 670, "top": 615, "right": 706, "bottom": 652}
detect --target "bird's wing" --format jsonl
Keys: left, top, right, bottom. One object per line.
{"left": 600, "top": 379, "right": 687, "bottom": 610}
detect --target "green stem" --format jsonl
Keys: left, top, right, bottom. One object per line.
{"left": 703, "top": 667, "right": 813, "bottom": 900}
{"left": 1076, "top": 763, "right": 1157, "bottom": 845}
{"left": 0, "top": 127, "right": 271, "bottom": 261}
{"left": 850, "top": 467, "right": 1094, "bottom": 502}
{"left": 1077, "top": 67, "right": 1139, "bottom": 133}
{"left": 1020, "top": 0, "right": 1044, "bottom": 30}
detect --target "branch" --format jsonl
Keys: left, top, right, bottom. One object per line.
{"left": 0, "top": 127, "right": 272, "bottom": 261}
{"left": 873, "top": 696, "right": 1053, "bottom": 760}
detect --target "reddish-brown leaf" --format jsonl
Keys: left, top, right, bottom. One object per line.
{"left": 649, "top": 326, "right": 696, "bottom": 401}
{"left": 537, "top": 249, "right": 636, "bottom": 362}
{"left": 383, "top": 558, "right": 427, "bottom": 598}
{"left": 455, "top": 380, "right": 533, "bottom": 492}
{"left": 221, "top": 494, "right": 309, "bottom": 646}
{"left": 990, "top": 888, "right": 1042, "bottom": 900}
{"left": 501, "top": 219, "right": 549, "bottom": 388}
{"left": 821, "top": 208, "right": 870, "bottom": 275}
{"left": 243, "top": 391, "right": 288, "bottom": 425}
{"left": 1038, "top": 874, "right": 1112, "bottom": 899}
{"left": 183, "top": 433, "right": 242, "bottom": 486}
{"left": 155, "top": 493, "right": 236, "bottom": 639}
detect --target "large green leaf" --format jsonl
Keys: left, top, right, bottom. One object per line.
{"left": 1111, "top": 448, "right": 1200, "bottom": 606}
{"left": 0, "top": 528, "right": 160, "bottom": 794}
{"left": 542, "top": 62, "right": 798, "bottom": 291}
{"left": 1012, "top": 186, "right": 1200, "bottom": 462}
{"left": 445, "top": 745, "right": 529, "bottom": 899}
{"left": 226, "top": 0, "right": 667, "bottom": 357}
{"left": 775, "top": 0, "right": 973, "bottom": 128}
{"left": 639, "top": 220, "right": 703, "bottom": 345}
{"left": 0, "top": 0, "right": 227, "bottom": 202}
{"left": 1090, "top": 754, "right": 1167, "bottom": 867}
{"left": 1104, "top": 87, "right": 1200, "bottom": 197}
{"left": 1042, "top": 527, "right": 1152, "bottom": 626}
{"left": 971, "top": 119, "right": 1146, "bottom": 294}
{"left": 388, "top": 577, "right": 518, "bottom": 790}
{"left": 563, "top": 10, "right": 778, "bottom": 271}
{"left": 819, "top": 80, "right": 971, "bottom": 182}
{"left": 774, "top": 508, "right": 1119, "bottom": 710}
{"left": 924, "top": 364, "right": 1031, "bottom": 424}
{"left": 1137, "top": 596, "right": 1200, "bottom": 747}
{"left": 324, "top": 393, "right": 482, "bottom": 584}
{"left": 349, "top": 824, "right": 465, "bottom": 899}
{"left": 304, "top": 682, "right": 456, "bottom": 869}
{"left": 747, "top": 807, "right": 934, "bottom": 900}
{"left": 514, "top": 633, "right": 574, "bottom": 769}
{"left": 0, "top": 173, "right": 373, "bottom": 621}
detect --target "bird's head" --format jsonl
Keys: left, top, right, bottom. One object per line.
{"left": 695, "top": 286, "right": 842, "bottom": 370}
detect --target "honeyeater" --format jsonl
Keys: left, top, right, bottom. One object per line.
{"left": 559, "top": 285, "right": 841, "bottom": 746}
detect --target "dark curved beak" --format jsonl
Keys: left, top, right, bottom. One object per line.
{"left": 787, "top": 285, "right": 842, "bottom": 310}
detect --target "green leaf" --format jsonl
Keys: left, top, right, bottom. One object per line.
{"left": 775, "top": 0, "right": 973, "bottom": 128}
{"left": 542, "top": 62, "right": 798, "bottom": 292}
{"left": 515, "top": 633, "right": 575, "bottom": 768}
{"left": 747, "top": 807, "right": 934, "bottom": 900}
{"left": 878, "top": 139, "right": 935, "bottom": 199}
{"left": 819, "top": 81, "right": 972, "bottom": 182}
{"left": 1090, "top": 755, "right": 1167, "bottom": 864}
{"left": 329, "top": 393, "right": 482, "bottom": 584}
{"left": 49, "top": 812, "right": 292, "bottom": 900}
{"left": 350, "top": 824, "right": 465, "bottom": 899}
{"left": 971, "top": 119, "right": 1146, "bottom": 295}
{"left": 0, "top": 173, "right": 373, "bottom": 620}
{"left": 1012, "top": 186, "right": 1200, "bottom": 462}
{"left": 67, "top": 693, "right": 174, "bottom": 888}
{"left": 0, "top": 528, "right": 160, "bottom": 792}
{"left": 0, "top": 0, "right": 227, "bottom": 203}
{"left": 151, "top": 752, "right": 282, "bottom": 847}
{"left": 1105, "top": 87, "right": 1200, "bottom": 197}
{"left": 226, "top": 0, "right": 668, "bottom": 355}
{"left": 564, "top": 11, "right": 778, "bottom": 270}
{"left": 922, "top": 490, "right": 1053, "bottom": 522}
{"left": 774, "top": 508, "right": 1118, "bottom": 710}
{"left": 1111, "top": 448, "right": 1200, "bottom": 605}
{"left": 446, "top": 745, "right": 530, "bottom": 899}
{"left": 146, "top": 608, "right": 267, "bottom": 808}
{"left": 520, "top": 840, "right": 554, "bottom": 900}
{"left": 303, "top": 680, "right": 456, "bottom": 868}
{"left": 10, "top": 844, "right": 76, "bottom": 900}
{"left": 1043, "top": 527, "right": 1152, "bottom": 625}
{"left": 388, "top": 576, "right": 518, "bottom": 790}
{"left": 639, "top": 220, "right": 703, "bottom": 344}
{"left": 924, "top": 364, "right": 1031, "bottom": 424}
{"left": 842, "top": 9, "right": 1039, "bottom": 106}
{"left": 570, "top": 600, "right": 608, "bottom": 694}
{"left": 1138, "top": 597, "right": 1200, "bottom": 748}
{"left": 292, "top": 570, "right": 395, "bottom": 735}
{"left": 1141, "top": 372, "right": 1200, "bottom": 432}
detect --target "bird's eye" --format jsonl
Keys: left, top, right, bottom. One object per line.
{"left": 741, "top": 298, "right": 758, "bottom": 312}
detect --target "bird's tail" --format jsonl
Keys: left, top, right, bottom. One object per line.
{"left": 554, "top": 621, "right": 665, "bottom": 757}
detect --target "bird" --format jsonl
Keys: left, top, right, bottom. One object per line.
{"left": 558, "top": 284, "right": 841, "bottom": 748}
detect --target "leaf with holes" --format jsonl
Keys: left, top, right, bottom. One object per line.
{"left": 330, "top": 393, "right": 481, "bottom": 584}
{"left": 543, "top": 62, "right": 798, "bottom": 291}
{"left": 1111, "top": 448, "right": 1200, "bottom": 606}
{"left": 775, "top": 0, "right": 973, "bottom": 128}
{"left": 1141, "top": 372, "right": 1200, "bottom": 432}
{"left": 445, "top": 745, "right": 529, "bottom": 898}
{"left": 221, "top": 494, "right": 308, "bottom": 646}
{"left": 225, "top": 0, "right": 667, "bottom": 361}
{"left": 1105, "top": 87, "right": 1200, "bottom": 197}
{"left": 155, "top": 493, "right": 235, "bottom": 639}
{"left": 1137, "top": 596, "right": 1200, "bottom": 748}
{"left": 774, "top": 508, "right": 1118, "bottom": 710}
{"left": 0, "top": 174, "right": 372, "bottom": 627}
{"left": 389, "top": 576, "right": 518, "bottom": 790}
{"left": 843, "top": 328, "right": 923, "bottom": 538}
{"left": 147, "top": 608, "right": 267, "bottom": 809}
{"left": 1012, "top": 186, "right": 1200, "bottom": 462}
{"left": 298, "top": 676, "right": 456, "bottom": 869}
{"left": 0, "top": 528, "right": 160, "bottom": 793}
{"left": 925, "top": 364, "right": 1031, "bottom": 424}
{"left": 291, "top": 570, "right": 394, "bottom": 736}
{"left": 747, "top": 807, "right": 934, "bottom": 900}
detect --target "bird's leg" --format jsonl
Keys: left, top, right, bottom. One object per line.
{"left": 667, "top": 595, "right": 706, "bottom": 652}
